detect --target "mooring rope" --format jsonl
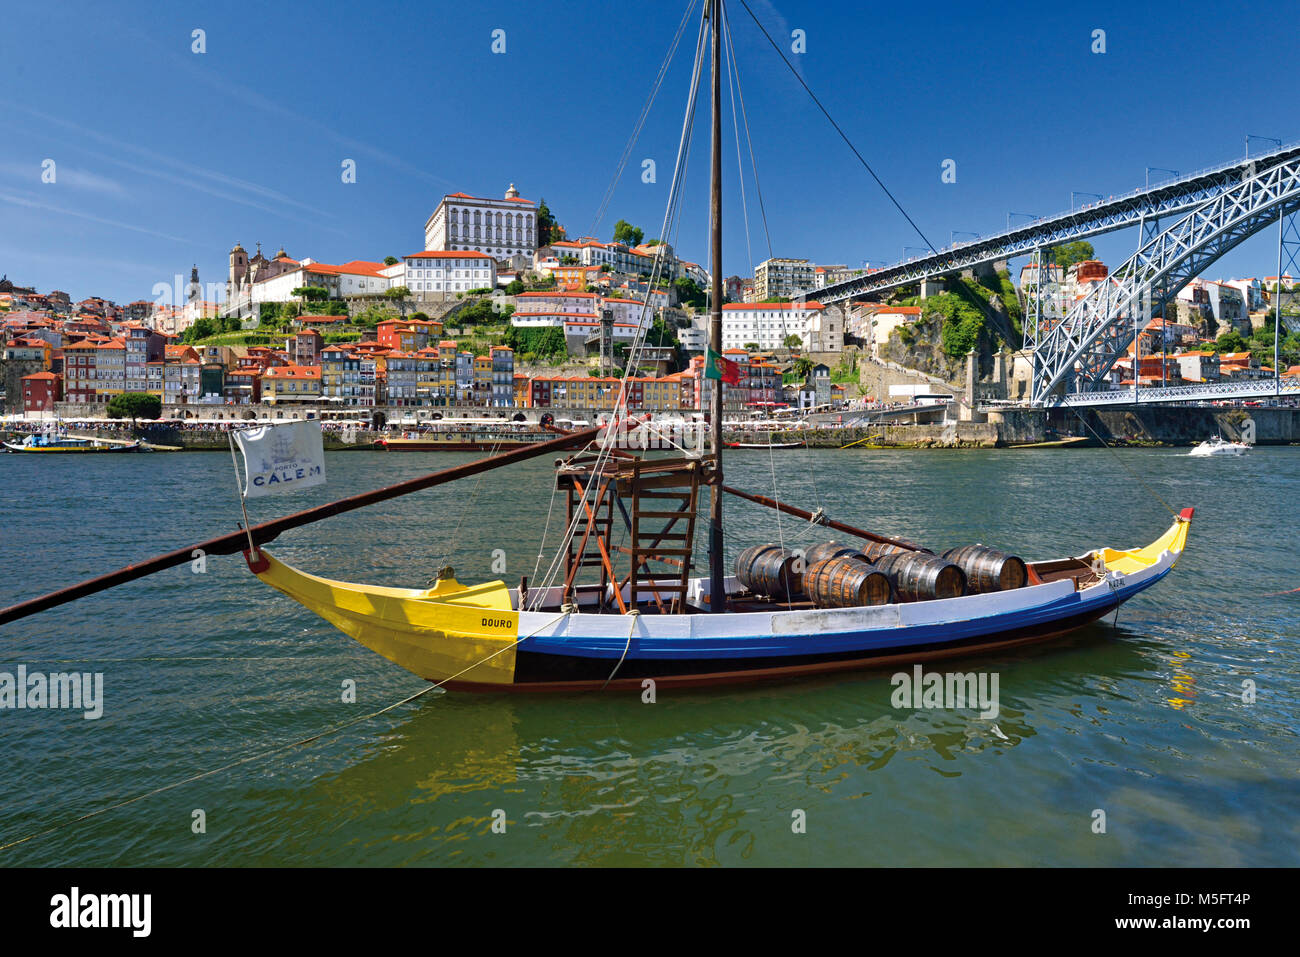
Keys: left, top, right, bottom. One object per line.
{"left": 1062, "top": 405, "right": 1178, "bottom": 518}
{"left": 0, "top": 610, "right": 570, "bottom": 853}
{"left": 601, "top": 609, "right": 640, "bottom": 690}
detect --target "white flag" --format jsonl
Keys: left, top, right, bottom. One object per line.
{"left": 234, "top": 420, "right": 326, "bottom": 498}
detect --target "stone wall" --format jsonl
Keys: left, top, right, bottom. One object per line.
{"left": 1, "top": 358, "right": 46, "bottom": 412}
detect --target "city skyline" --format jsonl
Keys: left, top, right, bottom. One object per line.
{"left": 3, "top": 0, "right": 1300, "bottom": 304}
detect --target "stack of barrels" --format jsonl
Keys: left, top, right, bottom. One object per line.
{"left": 734, "top": 544, "right": 805, "bottom": 602}
{"left": 802, "top": 542, "right": 892, "bottom": 608}
{"left": 940, "top": 544, "right": 1027, "bottom": 592}
{"left": 736, "top": 538, "right": 1027, "bottom": 608}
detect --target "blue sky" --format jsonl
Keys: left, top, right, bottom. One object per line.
{"left": 2, "top": 0, "right": 1299, "bottom": 305}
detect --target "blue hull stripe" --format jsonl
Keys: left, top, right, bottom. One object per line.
{"left": 522, "top": 567, "right": 1169, "bottom": 662}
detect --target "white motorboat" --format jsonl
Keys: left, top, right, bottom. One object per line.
{"left": 1188, "top": 435, "right": 1250, "bottom": 456}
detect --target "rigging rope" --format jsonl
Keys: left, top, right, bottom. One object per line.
{"left": 723, "top": 3, "right": 773, "bottom": 261}
{"left": 723, "top": 4, "right": 753, "bottom": 278}
{"left": 735, "top": 0, "right": 939, "bottom": 257}
{"left": 588, "top": 0, "right": 699, "bottom": 238}
{"left": 1059, "top": 404, "right": 1177, "bottom": 518}
{"left": 528, "top": 6, "right": 711, "bottom": 610}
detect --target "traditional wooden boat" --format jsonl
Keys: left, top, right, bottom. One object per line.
{"left": 0, "top": 0, "right": 1194, "bottom": 698}
{"left": 234, "top": 0, "right": 1192, "bottom": 693}
{"left": 2, "top": 432, "right": 143, "bottom": 453}
{"left": 374, "top": 430, "right": 551, "bottom": 452}
{"left": 246, "top": 508, "right": 1191, "bottom": 691}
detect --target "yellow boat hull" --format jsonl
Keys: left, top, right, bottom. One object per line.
{"left": 249, "top": 551, "right": 520, "bottom": 685}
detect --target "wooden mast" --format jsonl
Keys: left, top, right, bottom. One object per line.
{"left": 707, "top": 0, "right": 726, "bottom": 612}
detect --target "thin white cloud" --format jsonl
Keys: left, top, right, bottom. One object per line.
{"left": 0, "top": 162, "right": 126, "bottom": 196}
{"left": 1, "top": 101, "right": 332, "bottom": 220}
{"left": 0, "top": 189, "right": 194, "bottom": 245}
{"left": 120, "top": 27, "right": 456, "bottom": 191}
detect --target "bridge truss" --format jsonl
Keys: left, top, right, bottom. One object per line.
{"left": 817, "top": 142, "right": 1300, "bottom": 305}
{"left": 1030, "top": 154, "right": 1300, "bottom": 405}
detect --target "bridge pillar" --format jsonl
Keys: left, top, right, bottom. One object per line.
{"left": 919, "top": 277, "right": 944, "bottom": 298}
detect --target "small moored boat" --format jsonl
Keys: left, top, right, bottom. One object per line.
{"left": 3, "top": 432, "right": 143, "bottom": 453}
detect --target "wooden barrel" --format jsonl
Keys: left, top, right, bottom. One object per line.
{"left": 871, "top": 552, "right": 966, "bottom": 602}
{"left": 805, "top": 557, "right": 893, "bottom": 608}
{"left": 941, "top": 545, "right": 1027, "bottom": 593}
{"left": 860, "top": 538, "right": 934, "bottom": 563}
{"left": 735, "top": 544, "right": 802, "bottom": 601}
{"left": 803, "top": 541, "right": 863, "bottom": 567}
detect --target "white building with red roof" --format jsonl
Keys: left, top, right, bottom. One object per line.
{"left": 387, "top": 251, "right": 497, "bottom": 301}
{"left": 720, "top": 301, "right": 828, "bottom": 351}
{"left": 423, "top": 184, "right": 537, "bottom": 259}
{"left": 248, "top": 258, "right": 391, "bottom": 306}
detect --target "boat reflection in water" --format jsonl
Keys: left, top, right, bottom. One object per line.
{"left": 276, "top": 629, "right": 1161, "bottom": 866}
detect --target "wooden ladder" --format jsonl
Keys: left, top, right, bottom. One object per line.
{"left": 616, "top": 457, "right": 704, "bottom": 614}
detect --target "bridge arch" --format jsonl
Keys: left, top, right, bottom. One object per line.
{"left": 1032, "top": 155, "right": 1300, "bottom": 405}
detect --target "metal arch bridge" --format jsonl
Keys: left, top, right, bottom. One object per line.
{"left": 985, "top": 376, "right": 1300, "bottom": 410}
{"left": 815, "top": 139, "right": 1300, "bottom": 305}
{"left": 1029, "top": 152, "right": 1300, "bottom": 405}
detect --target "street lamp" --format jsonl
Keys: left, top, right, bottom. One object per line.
{"left": 1007, "top": 212, "right": 1038, "bottom": 230}
{"left": 1145, "top": 166, "right": 1178, "bottom": 189}
{"left": 951, "top": 230, "right": 979, "bottom": 247}
{"left": 903, "top": 246, "right": 928, "bottom": 260}
{"left": 1071, "top": 191, "right": 1102, "bottom": 212}
{"left": 1246, "top": 134, "right": 1282, "bottom": 159}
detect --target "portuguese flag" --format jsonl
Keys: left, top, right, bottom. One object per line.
{"left": 705, "top": 347, "right": 740, "bottom": 385}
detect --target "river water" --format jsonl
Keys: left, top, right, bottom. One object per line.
{"left": 0, "top": 446, "right": 1296, "bottom": 866}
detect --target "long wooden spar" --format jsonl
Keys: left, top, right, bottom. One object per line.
{"left": 0, "top": 424, "right": 607, "bottom": 627}
{"left": 721, "top": 485, "right": 925, "bottom": 552}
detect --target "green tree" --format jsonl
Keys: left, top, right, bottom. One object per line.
{"left": 505, "top": 279, "right": 525, "bottom": 295}
{"left": 744, "top": 342, "right": 760, "bottom": 351}
{"left": 182, "top": 317, "right": 216, "bottom": 342}
{"left": 384, "top": 286, "right": 412, "bottom": 317}
{"left": 613, "top": 219, "right": 644, "bottom": 247}
{"left": 646, "top": 318, "right": 680, "bottom": 350}
{"left": 107, "top": 392, "right": 162, "bottom": 422}
{"left": 673, "top": 277, "right": 706, "bottom": 310}
{"left": 1049, "top": 241, "right": 1095, "bottom": 271}
{"left": 383, "top": 256, "right": 400, "bottom": 266}
{"left": 1215, "top": 330, "right": 1248, "bottom": 353}
{"left": 791, "top": 357, "right": 814, "bottom": 379}
{"left": 783, "top": 333, "right": 803, "bottom": 350}
{"left": 537, "top": 198, "right": 559, "bottom": 246}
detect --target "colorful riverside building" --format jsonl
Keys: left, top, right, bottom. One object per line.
{"left": 436, "top": 341, "right": 458, "bottom": 404}
{"left": 61, "top": 332, "right": 195, "bottom": 404}
{"left": 261, "top": 365, "right": 322, "bottom": 404}
{"left": 376, "top": 350, "right": 431, "bottom": 408}
{"left": 678, "top": 352, "right": 782, "bottom": 412}
{"left": 20, "top": 371, "right": 61, "bottom": 413}
{"left": 376, "top": 318, "right": 445, "bottom": 352}
{"left": 490, "top": 345, "right": 514, "bottom": 406}
{"left": 527, "top": 373, "right": 685, "bottom": 411}
{"left": 320, "top": 344, "right": 374, "bottom": 407}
